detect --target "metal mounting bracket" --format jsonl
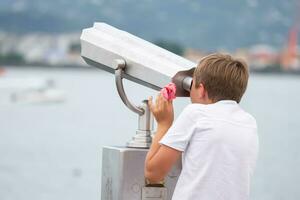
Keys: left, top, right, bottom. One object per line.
{"left": 114, "top": 59, "right": 144, "bottom": 116}
{"left": 114, "top": 59, "right": 153, "bottom": 148}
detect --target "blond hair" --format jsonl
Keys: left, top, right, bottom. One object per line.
{"left": 194, "top": 53, "right": 249, "bottom": 103}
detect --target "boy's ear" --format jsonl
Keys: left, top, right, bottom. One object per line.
{"left": 199, "top": 83, "right": 205, "bottom": 98}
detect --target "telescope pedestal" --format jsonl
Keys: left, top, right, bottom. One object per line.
{"left": 114, "top": 59, "right": 153, "bottom": 149}
{"left": 126, "top": 100, "right": 153, "bottom": 148}
{"left": 101, "top": 146, "right": 181, "bottom": 200}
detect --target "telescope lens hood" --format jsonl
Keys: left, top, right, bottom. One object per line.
{"left": 172, "top": 67, "right": 195, "bottom": 97}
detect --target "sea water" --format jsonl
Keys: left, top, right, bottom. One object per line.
{"left": 0, "top": 67, "right": 299, "bottom": 200}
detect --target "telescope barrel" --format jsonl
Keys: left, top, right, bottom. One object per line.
{"left": 80, "top": 23, "right": 196, "bottom": 97}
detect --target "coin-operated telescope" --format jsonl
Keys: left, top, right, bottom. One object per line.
{"left": 81, "top": 22, "right": 195, "bottom": 148}
{"left": 80, "top": 23, "right": 196, "bottom": 200}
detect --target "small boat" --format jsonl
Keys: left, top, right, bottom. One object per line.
{"left": 0, "top": 77, "right": 65, "bottom": 105}
{"left": 0, "top": 77, "right": 52, "bottom": 90}
{"left": 0, "top": 67, "right": 6, "bottom": 76}
{"left": 10, "top": 88, "right": 65, "bottom": 104}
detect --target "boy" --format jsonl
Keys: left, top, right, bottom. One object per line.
{"left": 144, "top": 53, "right": 258, "bottom": 200}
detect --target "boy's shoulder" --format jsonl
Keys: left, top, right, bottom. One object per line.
{"left": 182, "top": 103, "right": 208, "bottom": 113}
{"left": 181, "top": 102, "right": 221, "bottom": 117}
{"left": 178, "top": 103, "right": 210, "bottom": 125}
{"left": 182, "top": 102, "right": 257, "bottom": 129}
{"left": 180, "top": 103, "right": 206, "bottom": 118}
{"left": 238, "top": 108, "right": 257, "bottom": 129}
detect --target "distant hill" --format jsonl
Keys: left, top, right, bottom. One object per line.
{"left": 0, "top": 0, "right": 297, "bottom": 50}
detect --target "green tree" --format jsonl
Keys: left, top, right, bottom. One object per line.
{"left": 154, "top": 40, "right": 184, "bottom": 56}
{"left": 69, "top": 43, "right": 81, "bottom": 53}
{"left": 0, "top": 52, "right": 25, "bottom": 65}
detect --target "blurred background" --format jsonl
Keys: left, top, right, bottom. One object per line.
{"left": 0, "top": 0, "right": 299, "bottom": 200}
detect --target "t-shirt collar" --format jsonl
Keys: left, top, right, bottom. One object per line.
{"left": 215, "top": 100, "right": 237, "bottom": 105}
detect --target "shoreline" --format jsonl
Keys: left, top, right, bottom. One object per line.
{"left": 2, "top": 64, "right": 300, "bottom": 76}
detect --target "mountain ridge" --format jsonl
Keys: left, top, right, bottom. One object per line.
{"left": 0, "top": 0, "right": 297, "bottom": 50}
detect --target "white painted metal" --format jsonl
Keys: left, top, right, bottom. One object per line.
{"left": 80, "top": 22, "right": 196, "bottom": 94}
{"left": 126, "top": 100, "right": 153, "bottom": 148}
{"left": 101, "top": 146, "right": 181, "bottom": 200}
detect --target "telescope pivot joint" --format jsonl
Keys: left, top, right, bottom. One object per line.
{"left": 114, "top": 59, "right": 144, "bottom": 116}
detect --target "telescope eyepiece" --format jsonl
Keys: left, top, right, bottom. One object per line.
{"left": 182, "top": 76, "right": 193, "bottom": 92}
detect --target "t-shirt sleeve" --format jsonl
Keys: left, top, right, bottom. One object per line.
{"left": 159, "top": 105, "right": 197, "bottom": 152}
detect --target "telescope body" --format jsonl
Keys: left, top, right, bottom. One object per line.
{"left": 80, "top": 23, "right": 196, "bottom": 97}
{"left": 81, "top": 23, "right": 188, "bottom": 199}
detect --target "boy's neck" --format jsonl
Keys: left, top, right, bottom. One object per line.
{"left": 192, "top": 98, "right": 214, "bottom": 105}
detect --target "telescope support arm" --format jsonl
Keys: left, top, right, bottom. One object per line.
{"left": 114, "top": 59, "right": 153, "bottom": 148}
{"left": 114, "top": 59, "right": 145, "bottom": 116}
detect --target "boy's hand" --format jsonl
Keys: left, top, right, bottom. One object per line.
{"left": 148, "top": 94, "right": 174, "bottom": 129}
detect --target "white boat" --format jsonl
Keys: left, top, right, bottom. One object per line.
{"left": 10, "top": 88, "right": 65, "bottom": 104}
{"left": 0, "top": 77, "right": 53, "bottom": 90}
{"left": 0, "top": 77, "right": 65, "bottom": 105}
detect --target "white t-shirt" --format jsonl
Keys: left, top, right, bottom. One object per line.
{"left": 159, "top": 100, "right": 258, "bottom": 200}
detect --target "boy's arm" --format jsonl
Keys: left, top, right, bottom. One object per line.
{"left": 144, "top": 94, "right": 182, "bottom": 183}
